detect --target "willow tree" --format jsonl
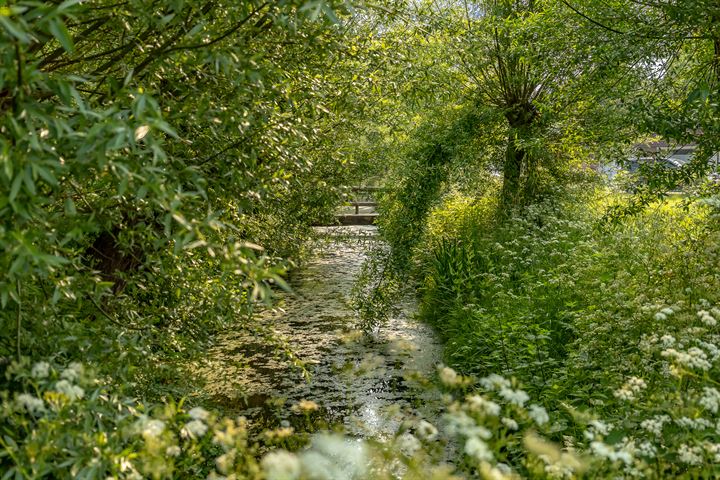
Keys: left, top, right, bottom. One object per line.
{"left": 448, "top": 0, "right": 651, "bottom": 207}
{"left": 0, "top": 0, "right": 387, "bottom": 384}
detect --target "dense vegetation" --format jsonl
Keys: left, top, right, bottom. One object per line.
{"left": 2, "top": 0, "right": 720, "bottom": 478}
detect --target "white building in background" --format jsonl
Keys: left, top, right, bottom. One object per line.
{"left": 599, "top": 140, "right": 720, "bottom": 181}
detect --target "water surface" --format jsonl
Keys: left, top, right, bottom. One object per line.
{"left": 196, "top": 226, "right": 443, "bottom": 438}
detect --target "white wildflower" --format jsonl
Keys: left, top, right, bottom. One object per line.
{"left": 544, "top": 462, "right": 574, "bottom": 479}
{"left": 660, "top": 335, "right": 676, "bottom": 347}
{"left": 55, "top": 379, "right": 84, "bottom": 400}
{"left": 706, "top": 443, "right": 720, "bottom": 462}
{"left": 262, "top": 450, "right": 301, "bottom": 480}
{"left": 589, "top": 420, "right": 610, "bottom": 436}
{"left": 637, "top": 441, "right": 657, "bottom": 458}
{"left": 182, "top": 419, "right": 208, "bottom": 439}
{"left": 697, "top": 340, "right": 720, "bottom": 361}
{"left": 141, "top": 419, "right": 165, "bottom": 438}
{"left": 299, "top": 434, "right": 367, "bottom": 480}
{"left": 502, "top": 417, "right": 519, "bottom": 431}
{"left": 590, "top": 441, "right": 633, "bottom": 465}
{"left": 479, "top": 374, "right": 511, "bottom": 391}
{"left": 661, "top": 347, "right": 711, "bottom": 371}
{"left": 188, "top": 406, "right": 210, "bottom": 421}
{"left": 614, "top": 376, "right": 646, "bottom": 401}
{"left": 166, "top": 445, "right": 181, "bottom": 457}
{"left": 60, "top": 362, "right": 83, "bottom": 382}
{"left": 654, "top": 312, "right": 667, "bottom": 322}
{"left": 699, "top": 310, "right": 717, "bottom": 327}
{"left": 438, "top": 366, "right": 459, "bottom": 386}
{"left": 31, "top": 361, "right": 50, "bottom": 379}
{"left": 529, "top": 404, "right": 549, "bottom": 426}
{"left": 416, "top": 420, "right": 439, "bottom": 441}
{"left": 464, "top": 436, "right": 493, "bottom": 462}
{"left": 215, "top": 450, "right": 236, "bottom": 475}
{"left": 445, "top": 411, "right": 491, "bottom": 439}
{"left": 678, "top": 444, "right": 702, "bottom": 465}
{"left": 676, "top": 417, "right": 712, "bottom": 430}
{"left": 700, "top": 387, "right": 720, "bottom": 414}
{"left": 641, "top": 415, "right": 670, "bottom": 436}
{"left": 466, "top": 395, "right": 501, "bottom": 416}
{"left": 396, "top": 433, "right": 421, "bottom": 456}
{"left": 16, "top": 393, "right": 45, "bottom": 415}
{"left": 499, "top": 386, "right": 529, "bottom": 407}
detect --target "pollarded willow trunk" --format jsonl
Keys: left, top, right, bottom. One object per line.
{"left": 501, "top": 104, "right": 537, "bottom": 207}
{"left": 501, "top": 129, "right": 526, "bottom": 206}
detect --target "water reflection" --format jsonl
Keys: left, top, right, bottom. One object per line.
{"left": 195, "top": 226, "right": 443, "bottom": 438}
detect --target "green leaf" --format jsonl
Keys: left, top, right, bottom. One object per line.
{"left": 0, "top": 17, "right": 30, "bottom": 43}
{"left": 9, "top": 175, "right": 22, "bottom": 202}
{"left": 48, "top": 17, "right": 74, "bottom": 53}
{"left": 64, "top": 197, "right": 77, "bottom": 216}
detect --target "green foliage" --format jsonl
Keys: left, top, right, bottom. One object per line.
{"left": 1, "top": 359, "right": 264, "bottom": 479}
{"left": 410, "top": 185, "right": 720, "bottom": 477}
{"left": 0, "top": 0, "right": 372, "bottom": 395}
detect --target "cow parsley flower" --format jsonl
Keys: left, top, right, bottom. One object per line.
{"left": 700, "top": 387, "right": 720, "bottom": 414}
{"left": 166, "top": 445, "right": 181, "bottom": 457}
{"left": 678, "top": 444, "right": 702, "bottom": 465}
{"left": 706, "top": 443, "right": 720, "bottom": 463}
{"left": 589, "top": 420, "right": 610, "bottom": 436}
{"left": 480, "top": 374, "right": 511, "bottom": 390}
{"left": 16, "top": 393, "right": 45, "bottom": 415}
{"left": 464, "top": 437, "right": 493, "bottom": 462}
{"left": 262, "top": 450, "right": 301, "bottom": 480}
{"left": 396, "top": 433, "right": 421, "bottom": 456}
{"left": 614, "top": 376, "right": 647, "bottom": 401}
{"left": 661, "top": 347, "right": 712, "bottom": 371}
{"left": 445, "top": 411, "right": 491, "bottom": 439}
{"left": 299, "top": 434, "right": 367, "bottom": 480}
{"left": 698, "top": 310, "right": 717, "bottom": 327}
{"left": 466, "top": 395, "right": 501, "bottom": 416}
{"left": 60, "top": 362, "right": 83, "bottom": 382}
{"left": 31, "top": 361, "right": 50, "bottom": 379}
{"left": 55, "top": 380, "right": 84, "bottom": 400}
{"left": 675, "top": 417, "right": 712, "bottom": 430}
{"left": 502, "top": 417, "right": 519, "bottom": 431}
{"left": 697, "top": 340, "right": 720, "bottom": 361}
{"left": 139, "top": 418, "right": 166, "bottom": 438}
{"left": 528, "top": 404, "right": 549, "bottom": 426}
{"left": 499, "top": 387, "right": 529, "bottom": 407}
{"left": 215, "top": 450, "right": 236, "bottom": 474}
{"left": 590, "top": 441, "right": 633, "bottom": 465}
{"left": 637, "top": 441, "right": 657, "bottom": 458}
{"left": 438, "top": 366, "right": 459, "bottom": 386}
{"left": 188, "top": 407, "right": 209, "bottom": 421}
{"left": 641, "top": 415, "right": 670, "bottom": 436}
{"left": 416, "top": 420, "right": 439, "bottom": 441}
{"left": 182, "top": 420, "right": 208, "bottom": 439}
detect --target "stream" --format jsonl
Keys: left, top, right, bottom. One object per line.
{"left": 195, "top": 225, "right": 444, "bottom": 439}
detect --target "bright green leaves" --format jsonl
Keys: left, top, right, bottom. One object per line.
{"left": 47, "top": 16, "right": 74, "bottom": 53}
{"left": 0, "top": 0, "right": 370, "bottom": 380}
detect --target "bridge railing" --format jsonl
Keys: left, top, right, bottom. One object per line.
{"left": 345, "top": 186, "right": 387, "bottom": 213}
{"left": 335, "top": 186, "right": 387, "bottom": 225}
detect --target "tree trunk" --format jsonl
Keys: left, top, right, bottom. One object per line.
{"left": 501, "top": 103, "right": 537, "bottom": 207}
{"left": 501, "top": 129, "right": 526, "bottom": 207}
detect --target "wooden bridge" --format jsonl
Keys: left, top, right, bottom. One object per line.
{"left": 335, "top": 186, "right": 384, "bottom": 226}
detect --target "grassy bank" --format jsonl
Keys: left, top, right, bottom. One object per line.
{"left": 397, "top": 184, "right": 720, "bottom": 475}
